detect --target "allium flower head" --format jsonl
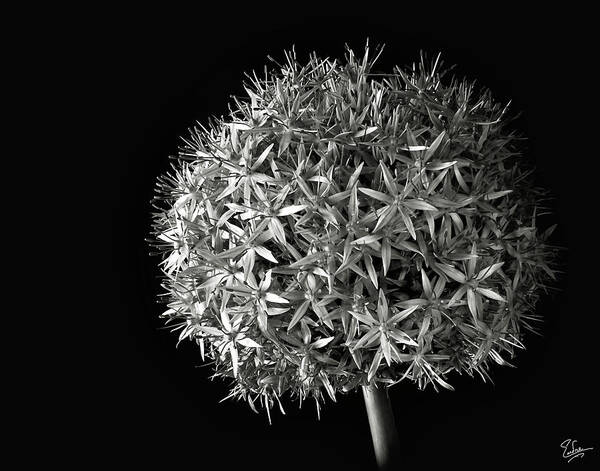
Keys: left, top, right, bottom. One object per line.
{"left": 150, "top": 44, "right": 558, "bottom": 421}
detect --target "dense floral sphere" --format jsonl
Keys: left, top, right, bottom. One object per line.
{"left": 150, "top": 44, "right": 557, "bottom": 420}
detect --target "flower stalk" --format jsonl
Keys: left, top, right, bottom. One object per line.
{"left": 362, "top": 385, "right": 400, "bottom": 470}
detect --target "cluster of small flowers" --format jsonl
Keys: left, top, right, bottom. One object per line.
{"left": 150, "top": 44, "right": 557, "bottom": 420}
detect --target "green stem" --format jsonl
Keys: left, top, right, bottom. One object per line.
{"left": 362, "top": 384, "right": 401, "bottom": 470}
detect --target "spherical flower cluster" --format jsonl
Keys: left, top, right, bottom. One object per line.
{"left": 150, "top": 44, "right": 557, "bottom": 420}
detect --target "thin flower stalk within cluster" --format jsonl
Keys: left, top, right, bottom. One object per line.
{"left": 150, "top": 44, "right": 558, "bottom": 421}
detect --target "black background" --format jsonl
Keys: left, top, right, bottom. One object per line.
{"left": 74, "top": 5, "right": 598, "bottom": 470}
